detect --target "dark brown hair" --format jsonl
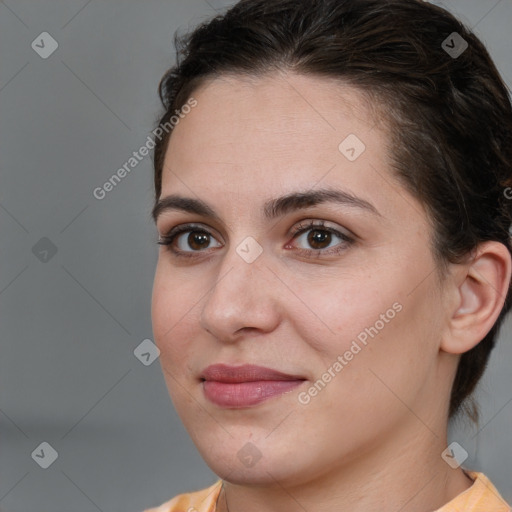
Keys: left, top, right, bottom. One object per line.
{"left": 152, "top": 0, "right": 512, "bottom": 420}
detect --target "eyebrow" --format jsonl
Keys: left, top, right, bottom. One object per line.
{"left": 151, "top": 188, "right": 380, "bottom": 224}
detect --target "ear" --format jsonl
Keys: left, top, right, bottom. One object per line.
{"left": 441, "top": 241, "right": 512, "bottom": 355}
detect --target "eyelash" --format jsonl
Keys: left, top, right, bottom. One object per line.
{"left": 156, "top": 220, "right": 354, "bottom": 259}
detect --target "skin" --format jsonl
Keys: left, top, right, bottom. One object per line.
{"left": 151, "top": 72, "right": 511, "bottom": 512}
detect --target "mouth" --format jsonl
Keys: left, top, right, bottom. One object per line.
{"left": 200, "top": 364, "right": 307, "bottom": 408}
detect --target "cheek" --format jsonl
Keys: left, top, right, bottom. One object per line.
{"left": 151, "top": 278, "right": 171, "bottom": 348}
{"left": 151, "top": 268, "right": 196, "bottom": 365}
{"left": 288, "top": 270, "right": 401, "bottom": 357}
{"left": 295, "top": 262, "right": 437, "bottom": 389}
{"left": 151, "top": 277, "right": 200, "bottom": 410}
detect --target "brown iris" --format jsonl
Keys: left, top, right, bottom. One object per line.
{"left": 307, "top": 229, "right": 331, "bottom": 250}
{"left": 188, "top": 232, "right": 210, "bottom": 250}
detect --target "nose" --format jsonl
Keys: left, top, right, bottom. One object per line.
{"left": 199, "top": 242, "right": 282, "bottom": 342}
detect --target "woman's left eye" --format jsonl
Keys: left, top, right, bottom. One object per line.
{"left": 288, "top": 221, "right": 353, "bottom": 256}
{"left": 157, "top": 221, "right": 353, "bottom": 258}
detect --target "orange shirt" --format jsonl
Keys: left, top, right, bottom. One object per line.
{"left": 144, "top": 472, "right": 511, "bottom": 512}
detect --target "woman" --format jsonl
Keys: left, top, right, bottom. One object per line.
{"left": 145, "top": 0, "right": 512, "bottom": 510}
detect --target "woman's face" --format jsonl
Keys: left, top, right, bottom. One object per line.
{"left": 152, "top": 72, "right": 452, "bottom": 486}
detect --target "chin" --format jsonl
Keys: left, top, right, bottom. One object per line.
{"left": 204, "top": 455, "right": 299, "bottom": 487}
{"left": 190, "top": 431, "right": 314, "bottom": 487}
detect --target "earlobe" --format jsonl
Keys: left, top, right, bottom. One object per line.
{"left": 441, "top": 241, "right": 512, "bottom": 355}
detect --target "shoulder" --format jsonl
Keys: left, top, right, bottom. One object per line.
{"left": 435, "top": 472, "right": 511, "bottom": 512}
{"left": 143, "top": 480, "right": 223, "bottom": 512}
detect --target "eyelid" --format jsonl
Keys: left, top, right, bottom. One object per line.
{"left": 156, "top": 215, "right": 233, "bottom": 238}
{"left": 289, "top": 218, "right": 353, "bottom": 238}
{"left": 159, "top": 222, "right": 222, "bottom": 242}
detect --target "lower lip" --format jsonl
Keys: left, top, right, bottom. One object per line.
{"left": 203, "top": 380, "right": 304, "bottom": 408}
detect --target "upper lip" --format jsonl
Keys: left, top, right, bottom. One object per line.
{"left": 200, "top": 364, "right": 306, "bottom": 383}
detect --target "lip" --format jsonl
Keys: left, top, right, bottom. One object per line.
{"left": 200, "top": 364, "right": 306, "bottom": 408}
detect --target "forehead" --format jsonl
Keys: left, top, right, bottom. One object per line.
{"left": 160, "top": 72, "right": 416, "bottom": 223}
{"left": 168, "top": 72, "right": 381, "bottom": 154}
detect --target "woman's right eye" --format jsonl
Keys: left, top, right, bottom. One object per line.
{"left": 157, "top": 225, "right": 223, "bottom": 257}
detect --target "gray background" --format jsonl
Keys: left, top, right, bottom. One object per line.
{"left": 0, "top": 0, "right": 511, "bottom": 510}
